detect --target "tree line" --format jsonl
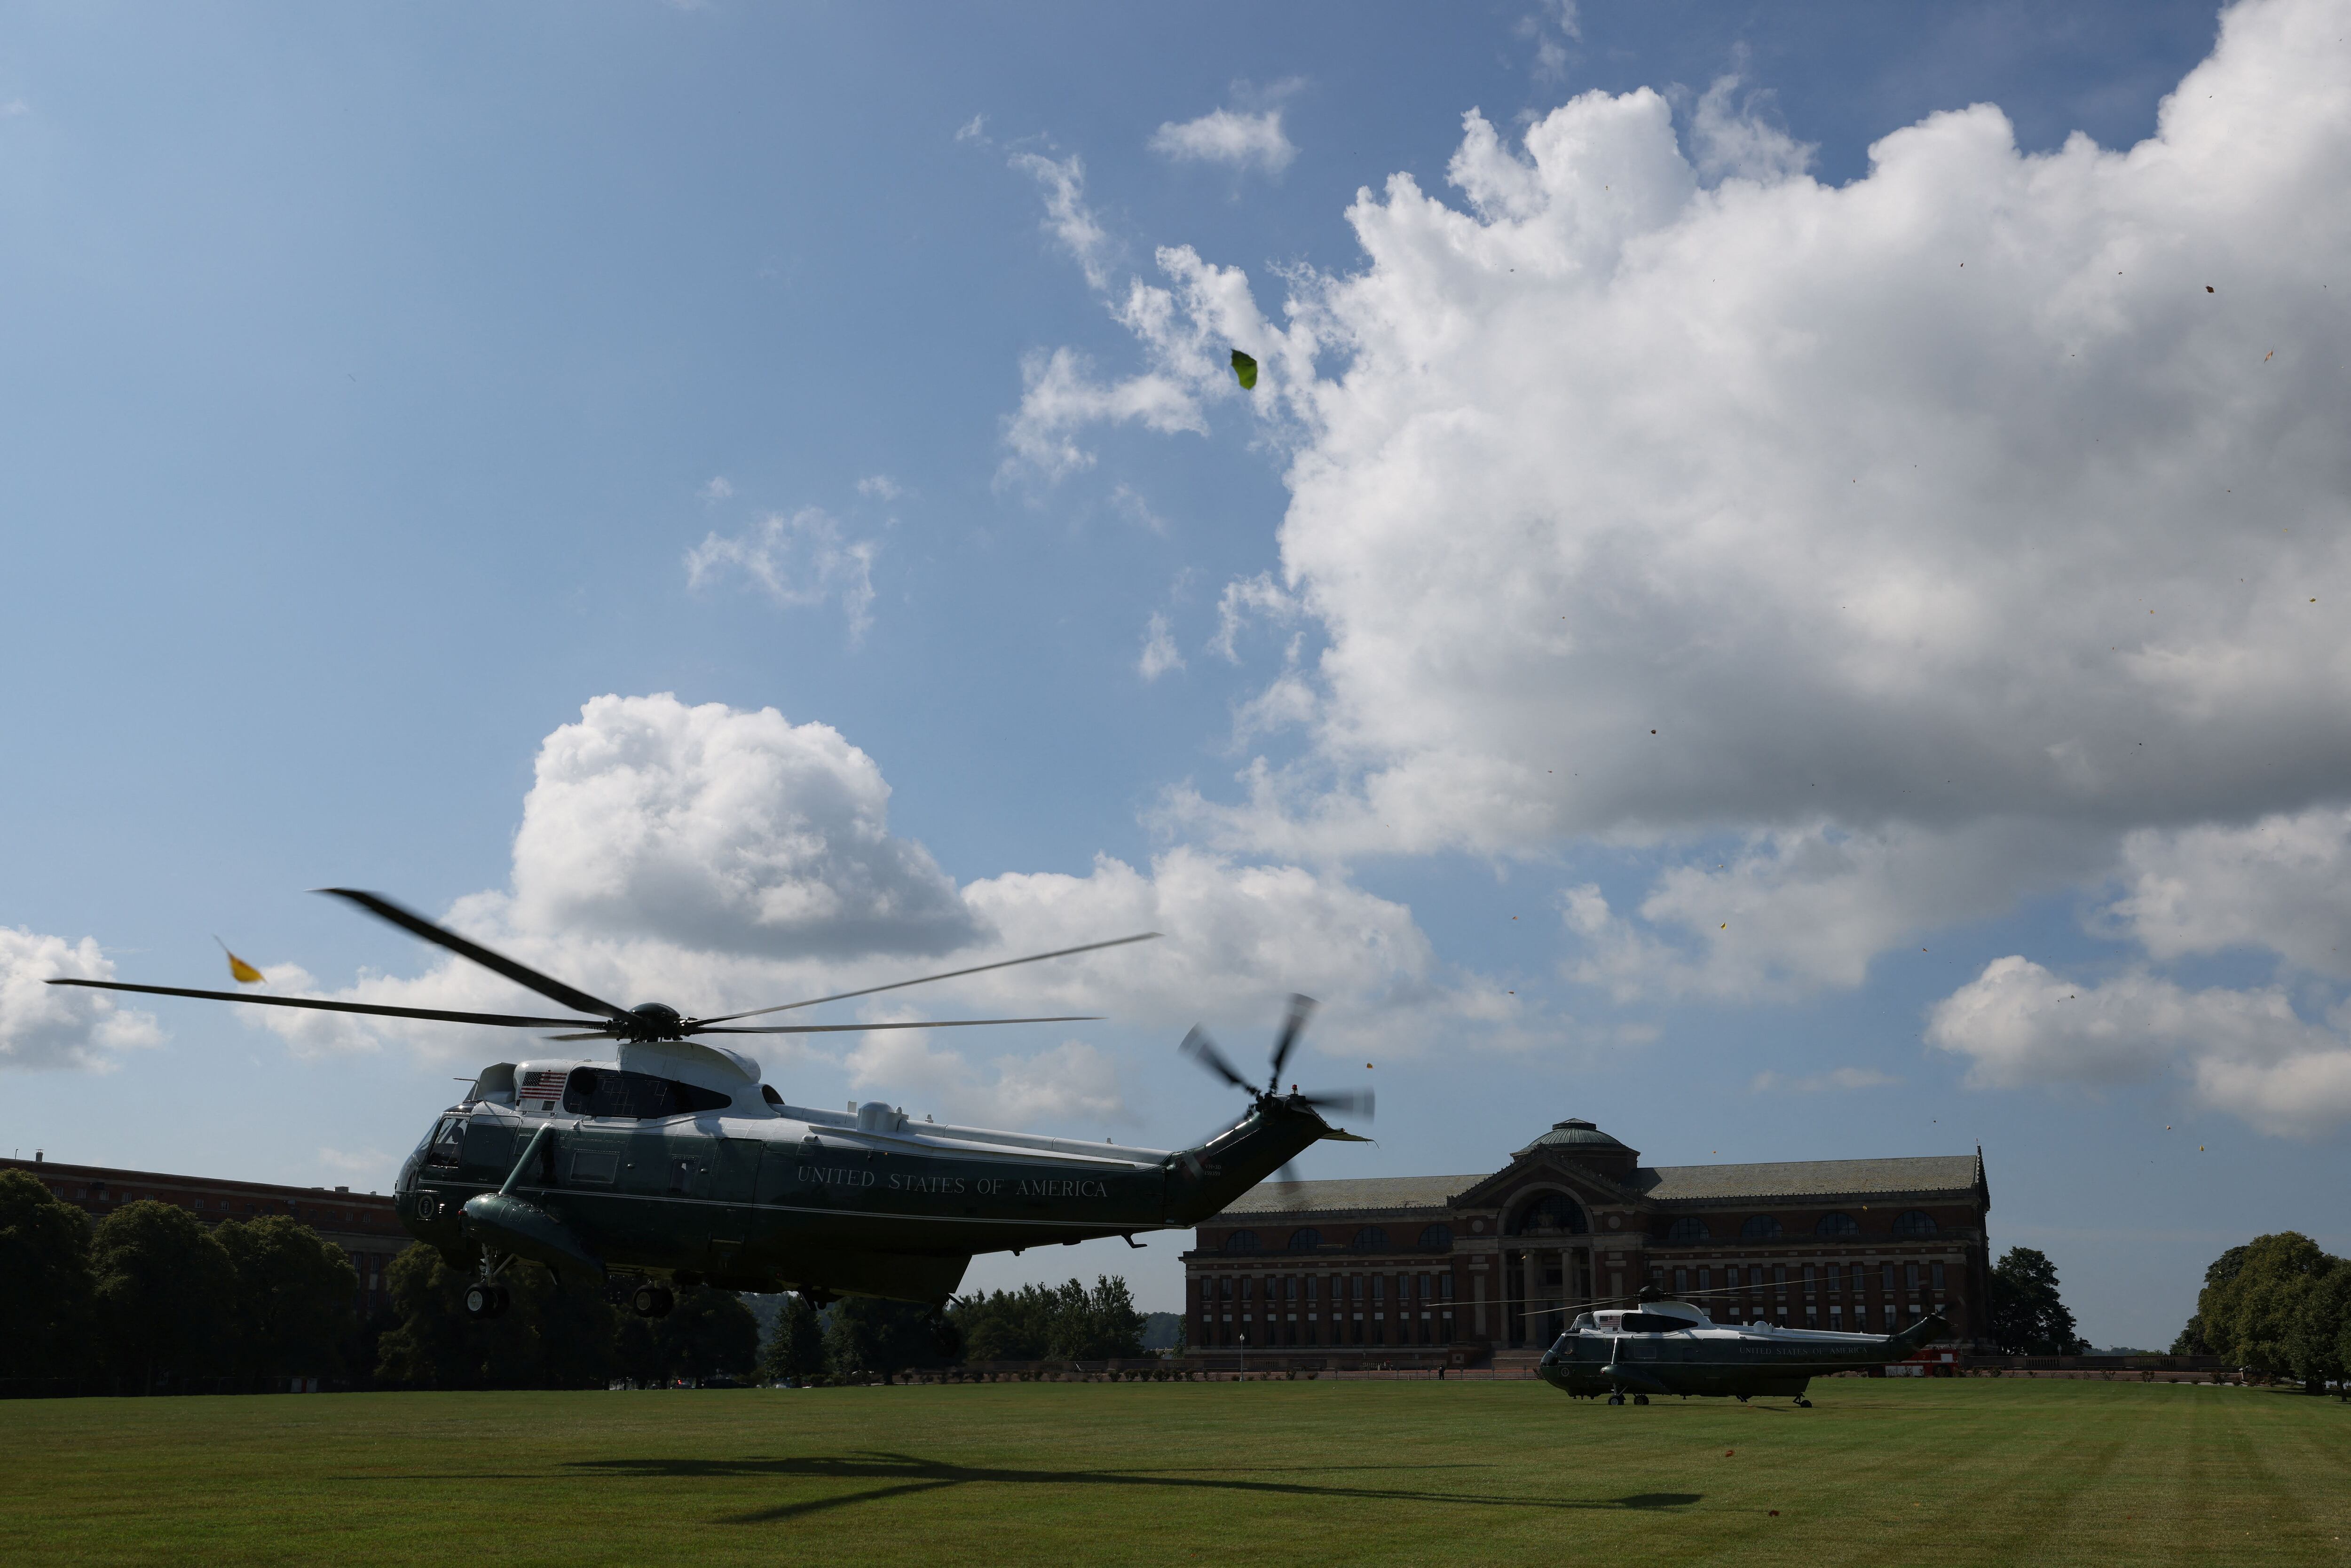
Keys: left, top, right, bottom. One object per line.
{"left": 1, "top": 1170, "right": 358, "bottom": 1393}
{"left": 5, "top": 1171, "right": 1155, "bottom": 1393}
{"left": 2174, "top": 1232, "right": 2351, "bottom": 1387}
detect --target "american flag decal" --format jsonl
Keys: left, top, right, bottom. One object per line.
{"left": 521, "top": 1069, "right": 566, "bottom": 1109}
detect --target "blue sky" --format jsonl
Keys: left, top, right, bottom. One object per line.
{"left": 6, "top": 0, "right": 2349, "bottom": 1347}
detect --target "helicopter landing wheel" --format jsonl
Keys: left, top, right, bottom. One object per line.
{"left": 1736, "top": 1394, "right": 1750, "bottom": 1403}
{"left": 1795, "top": 1397, "right": 1813, "bottom": 1408}
{"left": 464, "top": 1282, "right": 509, "bottom": 1320}
{"left": 1607, "top": 1393, "right": 1625, "bottom": 1405}
{"left": 1633, "top": 1394, "right": 1650, "bottom": 1405}
{"left": 631, "top": 1284, "right": 675, "bottom": 1319}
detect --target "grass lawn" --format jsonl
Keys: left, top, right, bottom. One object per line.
{"left": 2, "top": 1377, "right": 2347, "bottom": 1566}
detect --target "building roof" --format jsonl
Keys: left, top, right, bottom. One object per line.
{"left": 1512, "top": 1118, "right": 1636, "bottom": 1158}
{"left": 1206, "top": 1152, "right": 1983, "bottom": 1222}
{"left": 1630, "top": 1155, "right": 1982, "bottom": 1204}
{"left": 1215, "top": 1175, "right": 1489, "bottom": 1218}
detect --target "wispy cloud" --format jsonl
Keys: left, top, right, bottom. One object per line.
{"left": 1010, "top": 150, "right": 1114, "bottom": 290}
{"left": 1139, "top": 612, "right": 1184, "bottom": 681}
{"left": 685, "top": 507, "right": 878, "bottom": 642}
{"left": 1149, "top": 108, "right": 1296, "bottom": 175}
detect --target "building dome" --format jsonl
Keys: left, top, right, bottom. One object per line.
{"left": 1513, "top": 1118, "right": 1634, "bottom": 1158}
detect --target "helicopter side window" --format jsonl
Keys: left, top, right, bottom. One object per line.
{"left": 562, "top": 1068, "right": 733, "bottom": 1119}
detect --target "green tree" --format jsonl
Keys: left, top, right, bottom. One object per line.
{"left": 756, "top": 1292, "right": 826, "bottom": 1383}
{"left": 2285, "top": 1262, "right": 2351, "bottom": 1388}
{"left": 1988, "top": 1246, "right": 2088, "bottom": 1355}
{"left": 2171, "top": 1245, "right": 2248, "bottom": 1354}
{"left": 215, "top": 1216, "right": 358, "bottom": 1387}
{"left": 0, "top": 1169, "right": 97, "bottom": 1383}
{"left": 1049, "top": 1276, "right": 1146, "bottom": 1360}
{"left": 2192, "top": 1233, "right": 2342, "bottom": 1378}
{"left": 825, "top": 1296, "right": 952, "bottom": 1378}
{"left": 948, "top": 1276, "right": 1147, "bottom": 1363}
{"left": 372, "top": 1244, "right": 617, "bottom": 1389}
{"left": 952, "top": 1284, "right": 1053, "bottom": 1362}
{"left": 651, "top": 1287, "right": 760, "bottom": 1383}
{"left": 92, "top": 1200, "right": 237, "bottom": 1394}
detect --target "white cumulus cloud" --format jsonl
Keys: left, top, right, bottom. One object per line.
{"left": 1033, "top": 0, "right": 2351, "bottom": 1011}
{"left": 1926, "top": 954, "right": 2351, "bottom": 1136}
{"left": 231, "top": 698, "right": 1506, "bottom": 1108}
{"left": 0, "top": 929, "right": 164, "bottom": 1071}
{"left": 1138, "top": 612, "right": 1184, "bottom": 680}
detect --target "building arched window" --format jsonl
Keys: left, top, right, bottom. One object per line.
{"left": 1741, "top": 1214, "right": 1783, "bottom": 1239}
{"left": 1222, "top": 1230, "right": 1261, "bottom": 1255}
{"left": 1508, "top": 1192, "right": 1588, "bottom": 1236}
{"left": 1666, "top": 1216, "right": 1710, "bottom": 1243}
{"left": 1815, "top": 1211, "right": 1861, "bottom": 1237}
{"left": 1893, "top": 1209, "right": 1937, "bottom": 1237}
{"left": 1286, "top": 1228, "right": 1323, "bottom": 1253}
{"left": 1350, "top": 1227, "right": 1390, "bottom": 1252}
{"left": 1418, "top": 1223, "right": 1454, "bottom": 1252}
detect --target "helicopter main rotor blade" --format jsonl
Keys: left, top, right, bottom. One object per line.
{"left": 694, "top": 1016, "right": 1098, "bottom": 1035}
{"left": 45, "top": 979, "right": 605, "bottom": 1031}
{"left": 318, "top": 889, "right": 630, "bottom": 1021}
{"left": 1293, "top": 1087, "right": 1373, "bottom": 1119}
{"left": 688, "top": 932, "right": 1161, "bottom": 1027}
{"left": 1266, "top": 993, "right": 1316, "bottom": 1089}
{"left": 1179, "top": 1025, "right": 1254, "bottom": 1091}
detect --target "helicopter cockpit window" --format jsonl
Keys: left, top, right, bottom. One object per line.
{"left": 561, "top": 1068, "right": 732, "bottom": 1119}
{"left": 424, "top": 1116, "right": 465, "bottom": 1168}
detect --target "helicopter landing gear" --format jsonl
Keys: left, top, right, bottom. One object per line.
{"left": 1607, "top": 1393, "right": 1625, "bottom": 1405}
{"left": 631, "top": 1284, "right": 675, "bottom": 1319}
{"left": 1632, "top": 1394, "right": 1650, "bottom": 1405}
{"left": 1794, "top": 1397, "right": 1814, "bottom": 1408}
{"left": 463, "top": 1282, "right": 510, "bottom": 1320}
{"left": 1736, "top": 1394, "right": 1750, "bottom": 1403}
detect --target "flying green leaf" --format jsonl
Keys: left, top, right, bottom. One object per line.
{"left": 1230, "top": 349, "right": 1258, "bottom": 391}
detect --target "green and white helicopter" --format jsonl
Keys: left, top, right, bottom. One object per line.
{"left": 1539, "top": 1285, "right": 1952, "bottom": 1406}
{"left": 52, "top": 889, "right": 1371, "bottom": 1323}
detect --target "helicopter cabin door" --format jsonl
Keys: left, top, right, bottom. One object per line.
{"left": 706, "top": 1137, "right": 764, "bottom": 1275}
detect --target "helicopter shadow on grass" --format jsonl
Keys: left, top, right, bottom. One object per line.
{"left": 566, "top": 1453, "right": 1703, "bottom": 1525}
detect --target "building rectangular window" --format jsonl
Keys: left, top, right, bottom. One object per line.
{"left": 1698, "top": 1267, "right": 1711, "bottom": 1292}
{"left": 1883, "top": 1304, "right": 1896, "bottom": 1328}
{"left": 1883, "top": 1262, "right": 1896, "bottom": 1290}
{"left": 1441, "top": 1274, "right": 1455, "bottom": 1300}
{"left": 1931, "top": 1263, "right": 1945, "bottom": 1291}
{"left": 1219, "top": 1276, "right": 1233, "bottom": 1301}
{"left": 1674, "top": 1268, "right": 1688, "bottom": 1294}
{"left": 1830, "top": 1305, "right": 1843, "bottom": 1328}
{"left": 1906, "top": 1263, "right": 1920, "bottom": 1290}
{"left": 1773, "top": 1265, "right": 1787, "bottom": 1288}
{"left": 1352, "top": 1275, "right": 1365, "bottom": 1302}
{"left": 1803, "top": 1265, "right": 1816, "bottom": 1294}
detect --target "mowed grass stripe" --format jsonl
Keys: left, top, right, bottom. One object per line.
{"left": 1, "top": 1379, "right": 2346, "bottom": 1567}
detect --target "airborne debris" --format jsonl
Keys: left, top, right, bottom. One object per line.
{"left": 1230, "top": 349, "right": 1258, "bottom": 390}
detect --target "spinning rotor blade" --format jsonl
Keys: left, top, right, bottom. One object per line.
{"left": 1293, "top": 1087, "right": 1374, "bottom": 1120}
{"left": 694, "top": 1015, "right": 1097, "bottom": 1034}
{"left": 690, "top": 932, "right": 1161, "bottom": 1026}
{"left": 318, "top": 889, "right": 629, "bottom": 1020}
{"left": 46, "top": 979, "right": 604, "bottom": 1031}
{"left": 1266, "top": 993, "right": 1316, "bottom": 1089}
{"left": 1179, "top": 1025, "right": 1254, "bottom": 1091}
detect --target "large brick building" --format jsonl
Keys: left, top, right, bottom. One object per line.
{"left": 1183, "top": 1118, "right": 1991, "bottom": 1365}
{"left": 2, "top": 1153, "right": 409, "bottom": 1320}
